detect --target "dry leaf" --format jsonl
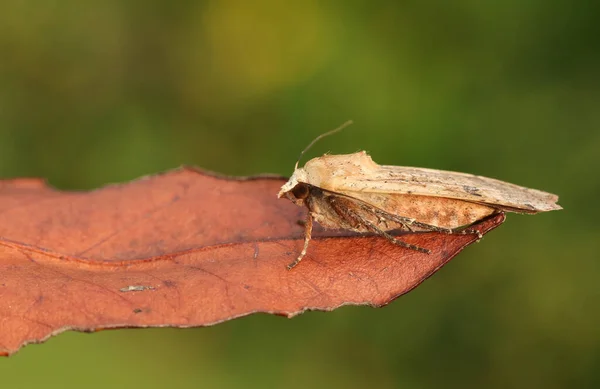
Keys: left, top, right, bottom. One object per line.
{"left": 0, "top": 168, "right": 505, "bottom": 356}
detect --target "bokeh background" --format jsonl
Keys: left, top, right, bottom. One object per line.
{"left": 1, "top": 1, "right": 598, "bottom": 388}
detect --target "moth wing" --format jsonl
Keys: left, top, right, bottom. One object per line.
{"left": 334, "top": 164, "right": 561, "bottom": 213}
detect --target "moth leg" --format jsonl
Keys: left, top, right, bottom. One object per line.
{"left": 368, "top": 204, "right": 483, "bottom": 238}
{"left": 351, "top": 199, "right": 447, "bottom": 233}
{"left": 327, "top": 196, "right": 431, "bottom": 255}
{"left": 454, "top": 227, "right": 483, "bottom": 240}
{"left": 400, "top": 214, "right": 486, "bottom": 238}
{"left": 354, "top": 200, "right": 475, "bottom": 236}
{"left": 354, "top": 201, "right": 415, "bottom": 232}
{"left": 287, "top": 213, "right": 313, "bottom": 270}
{"left": 404, "top": 219, "right": 482, "bottom": 239}
{"left": 371, "top": 208, "right": 453, "bottom": 234}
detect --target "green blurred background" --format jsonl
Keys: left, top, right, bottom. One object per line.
{"left": 1, "top": 0, "right": 598, "bottom": 388}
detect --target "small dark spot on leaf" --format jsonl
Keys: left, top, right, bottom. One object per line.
{"left": 163, "top": 280, "right": 176, "bottom": 288}
{"left": 133, "top": 308, "right": 143, "bottom": 314}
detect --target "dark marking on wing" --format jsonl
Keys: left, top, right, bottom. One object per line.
{"left": 463, "top": 185, "right": 483, "bottom": 197}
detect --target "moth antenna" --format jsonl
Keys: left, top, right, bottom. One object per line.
{"left": 295, "top": 120, "right": 354, "bottom": 170}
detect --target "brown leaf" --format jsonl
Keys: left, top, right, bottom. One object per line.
{"left": 0, "top": 168, "right": 505, "bottom": 356}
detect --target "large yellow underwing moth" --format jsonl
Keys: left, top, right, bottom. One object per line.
{"left": 278, "top": 122, "right": 562, "bottom": 270}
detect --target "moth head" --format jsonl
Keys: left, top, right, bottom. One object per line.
{"left": 278, "top": 168, "right": 310, "bottom": 205}
{"left": 278, "top": 120, "right": 353, "bottom": 205}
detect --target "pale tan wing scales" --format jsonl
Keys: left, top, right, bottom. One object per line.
{"left": 359, "top": 165, "right": 560, "bottom": 213}
{"left": 301, "top": 152, "right": 561, "bottom": 214}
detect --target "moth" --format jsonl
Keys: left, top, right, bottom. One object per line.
{"left": 278, "top": 121, "right": 562, "bottom": 270}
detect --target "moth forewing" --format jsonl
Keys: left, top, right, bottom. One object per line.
{"left": 278, "top": 151, "right": 561, "bottom": 270}
{"left": 297, "top": 151, "right": 562, "bottom": 213}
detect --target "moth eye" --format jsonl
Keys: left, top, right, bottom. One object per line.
{"left": 291, "top": 184, "right": 310, "bottom": 200}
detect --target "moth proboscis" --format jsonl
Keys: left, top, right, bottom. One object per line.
{"left": 278, "top": 121, "right": 562, "bottom": 270}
